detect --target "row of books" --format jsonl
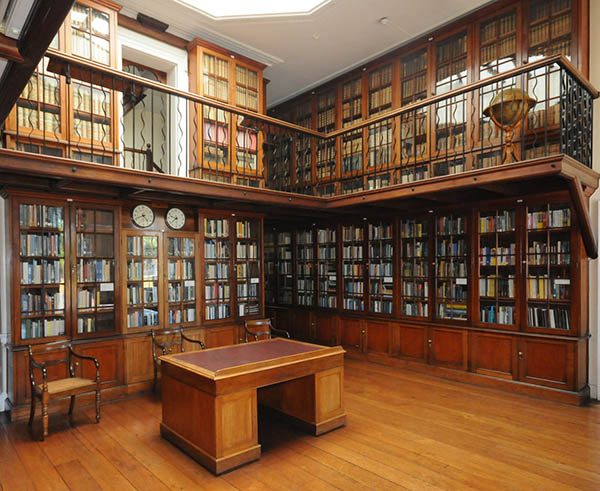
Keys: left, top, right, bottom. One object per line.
{"left": 436, "top": 133, "right": 465, "bottom": 152}
{"left": 370, "top": 280, "right": 393, "bottom": 296}
{"left": 401, "top": 116, "right": 427, "bottom": 138}
{"left": 480, "top": 35, "right": 516, "bottom": 66}
{"left": 370, "top": 244, "right": 393, "bottom": 259}
{"left": 78, "top": 288, "right": 113, "bottom": 309}
{"left": 21, "top": 75, "right": 60, "bottom": 105}
{"left": 528, "top": 275, "right": 570, "bottom": 300}
{"left": 317, "top": 108, "right": 335, "bottom": 130}
{"left": 21, "top": 290, "right": 65, "bottom": 313}
{"left": 528, "top": 306, "right": 570, "bottom": 330}
{"left": 528, "top": 104, "right": 560, "bottom": 129}
{"left": 480, "top": 275, "right": 515, "bottom": 297}
{"left": 437, "top": 216, "right": 466, "bottom": 235}
{"left": 529, "top": 38, "right": 571, "bottom": 60}
{"left": 297, "top": 247, "right": 314, "bottom": 260}
{"left": 401, "top": 220, "right": 427, "bottom": 239}
{"left": 168, "top": 308, "right": 196, "bottom": 324}
{"left": 476, "top": 151, "right": 502, "bottom": 169}
{"left": 402, "top": 281, "right": 428, "bottom": 298}
{"left": 342, "top": 154, "right": 363, "bottom": 173}
{"left": 437, "top": 283, "right": 468, "bottom": 301}
{"left": 278, "top": 262, "right": 292, "bottom": 274}
{"left": 278, "top": 248, "right": 292, "bottom": 260}
{"left": 168, "top": 238, "right": 194, "bottom": 257}
{"left": 369, "top": 65, "right": 393, "bottom": 90}
{"left": 402, "top": 51, "right": 427, "bottom": 78}
{"left": 479, "top": 245, "right": 516, "bottom": 265}
{"left": 204, "top": 241, "right": 230, "bottom": 259}
{"left": 20, "top": 232, "right": 64, "bottom": 257}
{"left": 343, "top": 263, "right": 363, "bottom": 276}
{"left": 527, "top": 208, "right": 570, "bottom": 229}
{"left": 298, "top": 294, "right": 314, "bottom": 306}
{"left": 17, "top": 106, "right": 60, "bottom": 133}
{"left": 479, "top": 211, "right": 516, "bottom": 233}
{"left": 236, "top": 263, "right": 259, "bottom": 279}
{"left": 126, "top": 260, "right": 157, "bottom": 281}
{"left": 401, "top": 74, "right": 427, "bottom": 101}
{"left": 277, "top": 233, "right": 292, "bottom": 245}
{"left": 237, "top": 283, "right": 259, "bottom": 298}
{"left": 127, "top": 309, "right": 159, "bottom": 328}
{"left": 319, "top": 296, "right": 337, "bottom": 309}
{"left": 524, "top": 143, "right": 561, "bottom": 160}
{"left": 437, "top": 302, "right": 467, "bottom": 319}
{"left": 318, "top": 246, "right": 336, "bottom": 260}
{"left": 345, "top": 281, "right": 364, "bottom": 294}
{"left": 481, "top": 12, "right": 516, "bottom": 44}
{"left": 21, "top": 259, "right": 64, "bottom": 285}
{"left": 168, "top": 283, "right": 195, "bottom": 303}
{"left": 297, "top": 277, "right": 315, "bottom": 290}
{"left": 400, "top": 166, "right": 428, "bottom": 183}
{"left": 205, "top": 218, "right": 229, "bottom": 238}
{"left": 480, "top": 305, "right": 515, "bottom": 325}
{"left": 168, "top": 260, "right": 194, "bottom": 281}
{"left": 204, "top": 77, "right": 229, "bottom": 101}
{"left": 205, "top": 304, "right": 231, "bottom": 320}
{"left": 342, "top": 99, "right": 362, "bottom": 121}
{"left": 318, "top": 263, "right": 337, "bottom": 276}
{"left": 127, "top": 237, "right": 157, "bottom": 257}
{"left": 235, "top": 87, "right": 259, "bottom": 111}
{"left": 401, "top": 141, "right": 428, "bottom": 161}
{"left": 22, "top": 318, "right": 65, "bottom": 339}
{"left": 438, "top": 261, "right": 467, "bottom": 277}
{"left": 20, "top": 204, "right": 64, "bottom": 229}
{"left": 73, "top": 118, "right": 110, "bottom": 143}
{"left": 369, "top": 224, "right": 393, "bottom": 240}
{"left": 127, "top": 284, "right": 158, "bottom": 305}
{"left": 77, "top": 259, "right": 113, "bottom": 282}
{"left": 317, "top": 228, "right": 336, "bottom": 244}
{"left": 298, "top": 263, "right": 314, "bottom": 276}
{"left": 235, "top": 220, "right": 256, "bottom": 239}
{"left": 343, "top": 226, "right": 364, "bottom": 241}
{"left": 402, "top": 301, "right": 428, "bottom": 317}
{"left": 205, "top": 283, "right": 230, "bottom": 301}
{"left": 238, "top": 302, "right": 260, "bottom": 317}
{"left": 403, "top": 242, "right": 427, "bottom": 258}
{"left": 235, "top": 65, "right": 259, "bottom": 90}
{"left": 342, "top": 78, "right": 362, "bottom": 100}
{"left": 369, "top": 86, "right": 392, "bottom": 112}
{"left": 371, "top": 300, "right": 393, "bottom": 314}
{"left": 344, "top": 298, "right": 364, "bottom": 311}
{"left": 530, "top": 14, "right": 571, "bottom": 49}
{"left": 73, "top": 84, "right": 111, "bottom": 116}
{"left": 319, "top": 280, "right": 337, "bottom": 291}
{"left": 437, "top": 239, "right": 467, "bottom": 256}
{"left": 369, "top": 263, "right": 393, "bottom": 276}
{"left": 402, "top": 262, "right": 428, "bottom": 277}
{"left": 236, "top": 243, "right": 258, "bottom": 259}
{"left": 343, "top": 245, "right": 363, "bottom": 260}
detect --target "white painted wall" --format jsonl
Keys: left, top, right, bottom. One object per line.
{"left": 117, "top": 27, "right": 190, "bottom": 177}
{"left": 588, "top": 0, "right": 600, "bottom": 400}
{"left": 0, "top": 197, "right": 10, "bottom": 411}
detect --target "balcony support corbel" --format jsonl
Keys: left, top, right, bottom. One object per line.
{"left": 568, "top": 175, "right": 598, "bottom": 259}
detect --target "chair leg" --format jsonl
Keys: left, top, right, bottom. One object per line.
{"left": 28, "top": 397, "right": 35, "bottom": 428}
{"left": 42, "top": 402, "right": 48, "bottom": 441}
{"left": 95, "top": 388, "right": 100, "bottom": 423}
{"left": 68, "top": 395, "right": 75, "bottom": 419}
{"left": 153, "top": 365, "right": 158, "bottom": 394}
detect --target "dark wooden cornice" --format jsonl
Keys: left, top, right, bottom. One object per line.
{"left": 568, "top": 176, "right": 598, "bottom": 259}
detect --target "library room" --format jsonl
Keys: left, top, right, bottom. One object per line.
{"left": 0, "top": 0, "right": 599, "bottom": 488}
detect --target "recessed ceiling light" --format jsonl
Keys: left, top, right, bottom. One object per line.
{"left": 181, "top": 0, "right": 330, "bottom": 19}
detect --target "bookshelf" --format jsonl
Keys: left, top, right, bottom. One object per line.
{"left": 342, "top": 224, "right": 365, "bottom": 312}
{"left": 526, "top": 202, "right": 572, "bottom": 331}
{"left": 70, "top": 2, "right": 111, "bottom": 65}
{"left": 317, "top": 227, "right": 337, "bottom": 309}
{"left": 400, "top": 218, "right": 429, "bottom": 318}
{"left": 527, "top": 0, "right": 573, "bottom": 63}
{"left": 294, "top": 99, "right": 314, "bottom": 187}
{"left": 435, "top": 213, "right": 468, "bottom": 320}
{"left": 166, "top": 234, "right": 197, "bottom": 327}
{"left": 477, "top": 208, "right": 518, "bottom": 327}
{"left": 203, "top": 217, "right": 232, "bottom": 321}
{"left": 125, "top": 232, "right": 161, "bottom": 330}
{"left": 368, "top": 221, "right": 394, "bottom": 314}
{"left": 235, "top": 65, "right": 259, "bottom": 112}
{"left": 400, "top": 49, "right": 428, "bottom": 174}
{"left": 235, "top": 218, "right": 262, "bottom": 317}
{"left": 264, "top": 229, "right": 277, "bottom": 304}
{"left": 341, "top": 77, "right": 363, "bottom": 176}
{"left": 72, "top": 81, "right": 112, "bottom": 145}
{"left": 276, "top": 231, "right": 293, "bottom": 305}
{"left": 435, "top": 32, "right": 468, "bottom": 157}
{"left": 316, "top": 90, "right": 336, "bottom": 180}
{"left": 74, "top": 206, "right": 117, "bottom": 336}
{"left": 18, "top": 201, "right": 67, "bottom": 342}
{"left": 296, "top": 228, "right": 315, "bottom": 306}
{"left": 367, "top": 64, "right": 393, "bottom": 170}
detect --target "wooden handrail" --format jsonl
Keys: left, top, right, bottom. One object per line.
{"left": 568, "top": 175, "right": 598, "bottom": 259}
{"left": 45, "top": 50, "right": 599, "bottom": 144}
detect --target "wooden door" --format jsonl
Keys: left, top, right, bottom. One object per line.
{"left": 469, "top": 331, "right": 517, "bottom": 379}
{"left": 427, "top": 327, "right": 467, "bottom": 370}
{"left": 340, "top": 317, "right": 364, "bottom": 353}
{"left": 517, "top": 338, "right": 575, "bottom": 390}
{"left": 392, "top": 323, "right": 427, "bottom": 362}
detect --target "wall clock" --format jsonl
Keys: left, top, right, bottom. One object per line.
{"left": 166, "top": 207, "right": 186, "bottom": 230}
{"left": 131, "top": 204, "right": 155, "bottom": 228}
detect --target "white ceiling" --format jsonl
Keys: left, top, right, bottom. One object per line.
{"left": 119, "top": 0, "right": 491, "bottom": 107}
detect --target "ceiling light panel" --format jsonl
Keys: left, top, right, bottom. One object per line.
{"left": 4, "top": 0, "right": 35, "bottom": 39}
{"left": 179, "top": 0, "right": 329, "bottom": 19}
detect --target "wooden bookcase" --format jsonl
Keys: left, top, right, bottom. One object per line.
{"left": 165, "top": 233, "right": 198, "bottom": 327}
{"left": 399, "top": 217, "right": 430, "bottom": 318}
{"left": 296, "top": 227, "right": 316, "bottom": 307}
{"left": 368, "top": 220, "right": 394, "bottom": 315}
{"left": 317, "top": 226, "right": 338, "bottom": 309}
{"left": 342, "top": 223, "right": 366, "bottom": 312}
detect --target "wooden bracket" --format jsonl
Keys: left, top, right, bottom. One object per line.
{"left": 568, "top": 176, "right": 598, "bottom": 259}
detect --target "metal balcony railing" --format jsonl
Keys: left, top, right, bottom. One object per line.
{"left": 1, "top": 52, "right": 596, "bottom": 197}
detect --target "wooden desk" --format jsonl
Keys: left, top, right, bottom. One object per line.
{"left": 159, "top": 338, "right": 346, "bottom": 474}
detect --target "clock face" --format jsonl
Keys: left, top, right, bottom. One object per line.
{"left": 166, "top": 207, "right": 186, "bottom": 230}
{"left": 131, "top": 204, "right": 155, "bottom": 228}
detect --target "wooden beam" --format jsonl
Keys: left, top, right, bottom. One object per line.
{"left": 568, "top": 176, "right": 598, "bottom": 259}
{"left": 0, "top": 34, "right": 24, "bottom": 63}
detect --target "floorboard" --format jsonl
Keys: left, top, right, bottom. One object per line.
{"left": 1, "top": 358, "right": 599, "bottom": 490}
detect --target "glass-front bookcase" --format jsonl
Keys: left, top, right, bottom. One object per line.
{"left": 342, "top": 224, "right": 365, "bottom": 312}
{"left": 166, "top": 234, "right": 197, "bottom": 327}
{"left": 203, "top": 217, "right": 231, "bottom": 321}
{"left": 296, "top": 228, "right": 315, "bottom": 306}
{"left": 235, "top": 218, "right": 261, "bottom": 317}
{"left": 368, "top": 221, "right": 394, "bottom": 314}
{"left": 400, "top": 218, "right": 429, "bottom": 318}
{"left": 317, "top": 227, "right": 337, "bottom": 309}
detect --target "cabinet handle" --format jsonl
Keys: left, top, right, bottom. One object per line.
{"left": 428, "top": 339, "right": 433, "bottom": 347}
{"left": 361, "top": 329, "right": 366, "bottom": 334}
{"left": 354, "top": 344, "right": 359, "bottom": 348}
{"left": 518, "top": 351, "right": 523, "bottom": 359}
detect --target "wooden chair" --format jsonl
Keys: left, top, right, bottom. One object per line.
{"left": 151, "top": 328, "right": 206, "bottom": 392}
{"left": 28, "top": 342, "right": 100, "bottom": 441}
{"left": 244, "top": 318, "right": 290, "bottom": 342}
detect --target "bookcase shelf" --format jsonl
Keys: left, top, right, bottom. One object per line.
{"left": 166, "top": 233, "right": 197, "bottom": 327}
{"left": 235, "top": 218, "right": 262, "bottom": 318}
{"left": 296, "top": 228, "right": 315, "bottom": 307}
{"left": 368, "top": 221, "right": 394, "bottom": 314}
{"left": 317, "top": 227, "right": 337, "bottom": 309}
{"left": 276, "top": 231, "right": 293, "bottom": 305}
{"left": 400, "top": 218, "right": 430, "bottom": 318}
{"left": 342, "top": 224, "right": 365, "bottom": 312}
{"left": 203, "top": 216, "right": 232, "bottom": 321}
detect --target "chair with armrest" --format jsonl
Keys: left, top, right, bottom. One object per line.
{"left": 244, "top": 318, "right": 290, "bottom": 342}
{"left": 28, "top": 341, "right": 100, "bottom": 441}
{"left": 151, "top": 328, "right": 205, "bottom": 392}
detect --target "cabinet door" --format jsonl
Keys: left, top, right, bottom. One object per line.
{"left": 124, "top": 335, "right": 153, "bottom": 385}
{"left": 314, "top": 313, "right": 339, "bottom": 346}
{"left": 73, "top": 339, "right": 123, "bottom": 389}
{"left": 290, "top": 310, "right": 313, "bottom": 341}
{"left": 392, "top": 324, "right": 427, "bottom": 361}
{"left": 341, "top": 318, "right": 364, "bottom": 352}
{"left": 205, "top": 325, "right": 236, "bottom": 348}
{"left": 366, "top": 320, "right": 389, "bottom": 355}
{"left": 428, "top": 327, "right": 467, "bottom": 370}
{"left": 518, "top": 338, "right": 575, "bottom": 390}
{"left": 469, "top": 332, "right": 517, "bottom": 380}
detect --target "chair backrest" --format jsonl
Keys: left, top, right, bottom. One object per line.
{"left": 151, "top": 328, "right": 185, "bottom": 365}
{"left": 28, "top": 341, "right": 74, "bottom": 385}
{"left": 244, "top": 319, "right": 272, "bottom": 342}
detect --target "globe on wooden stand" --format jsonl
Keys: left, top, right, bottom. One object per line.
{"left": 483, "top": 88, "right": 537, "bottom": 163}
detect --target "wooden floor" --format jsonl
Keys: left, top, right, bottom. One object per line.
{"left": 2, "top": 358, "right": 600, "bottom": 490}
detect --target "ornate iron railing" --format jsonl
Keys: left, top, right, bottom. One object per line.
{"left": 1, "top": 52, "right": 596, "bottom": 196}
